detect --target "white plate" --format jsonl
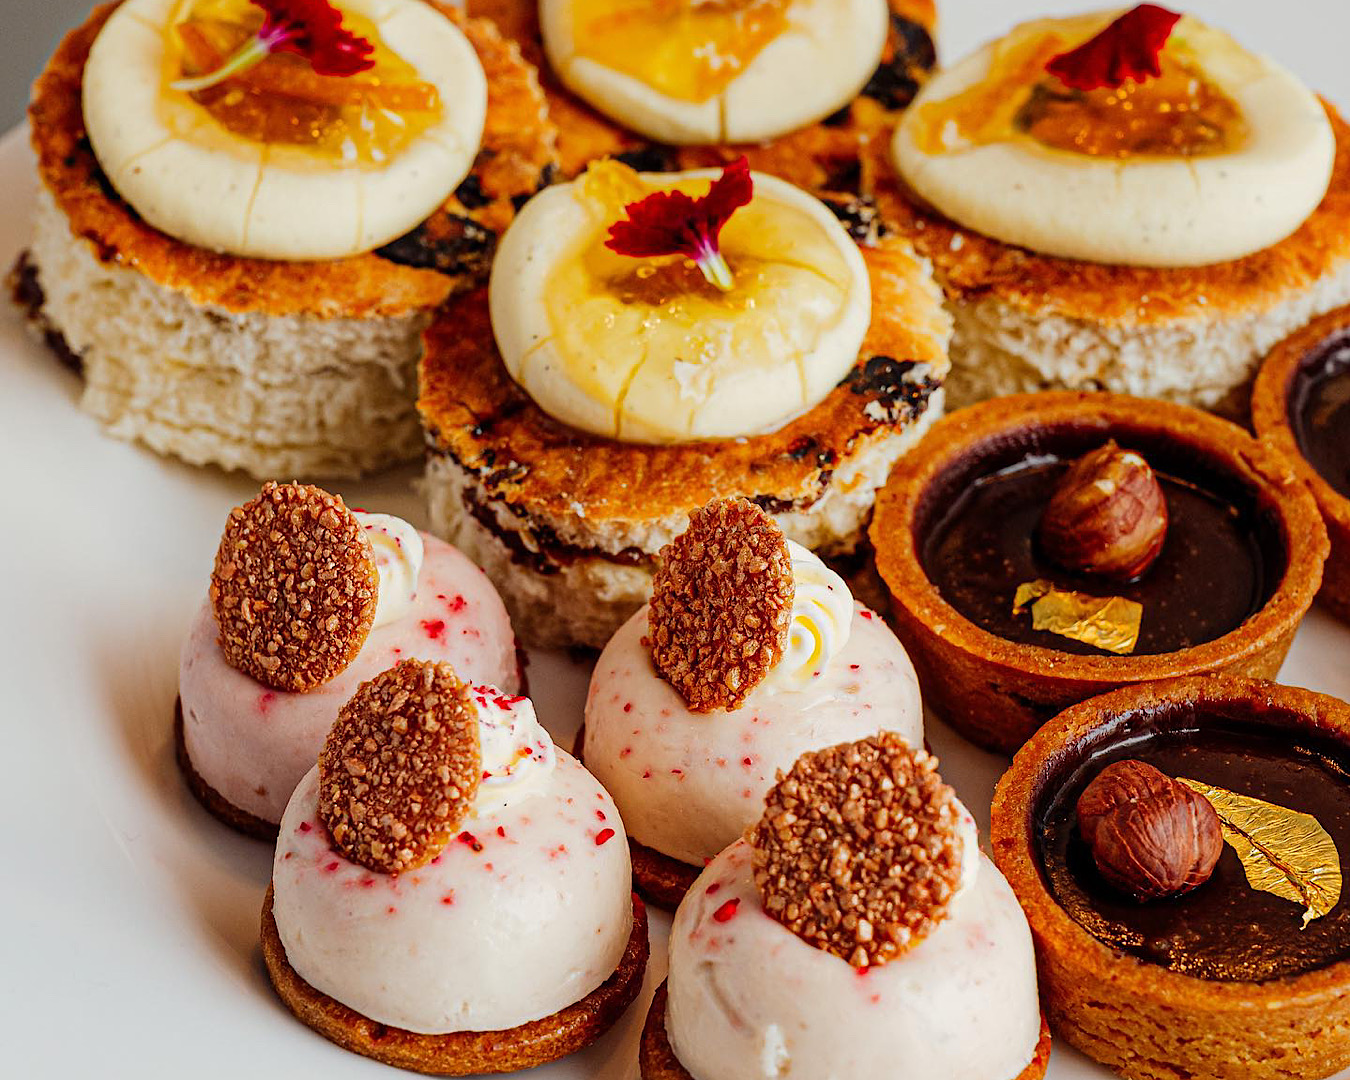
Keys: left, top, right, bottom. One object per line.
{"left": 4, "top": 0, "right": 1350, "bottom": 1074}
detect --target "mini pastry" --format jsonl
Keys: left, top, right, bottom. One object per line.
{"left": 264, "top": 658, "right": 647, "bottom": 1074}
{"left": 471, "top": 0, "right": 938, "bottom": 189}
{"left": 15, "top": 0, "right": 558, "bottom": 478}
{"left": 641, "top": 734, "right": 1051, "bottom": 1080}
{"left": 178, "top": 482, "right": 519, "bottom": 836}
{"left": 871, "top": 391, "right": 1328, "bottom": 752}
{"left": 582, "top": 497, "right": 924, "bottom": 907}
{"left": 992, "top": 676, "right": 1350, "bottom": 1080}
{"left": 1253, "top": 304, "right": 1350, "bottom": 623}
{"left": 877, "top": 5, "right": 1350, "bottom": 415}
{"left": 420, "top": 159, "right": 951, "bottom": 648}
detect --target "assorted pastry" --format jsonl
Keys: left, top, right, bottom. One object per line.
{"left": 265, "top": 657, "right": 647, "bottom": 1072}
{"left": 178, "top": 481, "right": 520, "bottom": 836}
{"left": 872, "top": 391, "right": 1329, "bottom": 751}
{"left": 420, "top": 155, "right": 951, "bottom": 649}
{"left": 16, "top": 0, "right": 1350, "bottom": 1076}
{"left": 582, "top": 497, "right": 924, "bottom": 907}
{"left": 876, "top": 5, "right": 1350, "bottom": 416}
{"left": 643, "top": 735, "right": 1050, "bottom": 1080}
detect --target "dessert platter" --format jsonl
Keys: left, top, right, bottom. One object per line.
{"left": 5, "top": 0, "right": 1350, "bottom": 1078}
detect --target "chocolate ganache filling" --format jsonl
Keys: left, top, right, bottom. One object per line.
{"left": 1290, "top": 329, "right": 1350, "bottom": 499}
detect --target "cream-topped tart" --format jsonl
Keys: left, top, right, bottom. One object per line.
{"left": 264, "top": 659, "right": 648, "bottom": 1073}
{"left": 420, "top": 159, "right": 951, "bottom": 648}
{"left": 640, "top": 736, "right": 1050, "bottom": 1080}
{"left": 15, "top": 0, "right": 559, "bottom": 477}
{"left": 177, "top": 482, "right": 519, "bottom": 836}
{"left": 875, "top": 4, "right": 1350, "bottom": 414}
{"left": 583, "top": 498, "right": 924, "bottom": 906}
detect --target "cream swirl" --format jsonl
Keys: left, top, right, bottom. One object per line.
{"left": 355, "top": 512, "right": 424, "bottom": 629}
{"left": 469, "top": 686, "right": 557, "bottom": 814}
{"left": 762, "top": 541, "right": 854, "bottom": 690}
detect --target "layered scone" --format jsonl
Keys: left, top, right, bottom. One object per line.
{"left": 14, "top": 0, "right": 558, "bottom": 478}
{"left": 470, "top": 0, "right": 938, "bottom": 190}
{"left": 264, "top": 658, "right": 648, "bottom": 1074}
{"left": 878, "top": 4, "right": 1350, "bottom": 415}
{"left": 641, "top": 735, "right": 1051, "bottom": 1080}
{"left": 583, "top": 498, "right": 924, "bottom": 907}
{"left": 178, "top": 482, "right": 519, "bottom": 838}
{"left": 420, "top": 158, "right": 951, "bottom": 648}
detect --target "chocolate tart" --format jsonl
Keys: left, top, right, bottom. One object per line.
{"left": 871, "top": 392, "right": 1328, "bottom": 753}
{"left": 991, "top": 676, "right": 1350, "bottom": 1080}
{"left": 262, "top": 884, "right": 649, "bottom": 1075}
{"left": 419, "top": 232, "right": 951, "bottom": 650}
{"left": 638, "top": 982, "right": 1053, "bottom": 1080}
{"left": 467, "top": 0, "right": 937, "bottom": 188}
{"left": 1253, "top": 304, "right": 1350, "bottom": 623}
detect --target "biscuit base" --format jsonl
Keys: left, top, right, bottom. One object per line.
{"left": 262, "top": 885, "right": 649, "bottom": 1075}
{"left": 174, "top": 699, "right": 279, "bottom": 841}
{"left": 639, "top": 982, "right": 1052, "bottom": 1080}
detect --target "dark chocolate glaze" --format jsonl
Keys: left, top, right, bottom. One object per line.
{"left": 1038, "top": 721, "right": 1350, "bottom": 982}
{"left": 1290, "top": 330, "right": 1350, "bottom": 499}
{"left": 921, "top": 456, "right": 1275, "bottom": 655}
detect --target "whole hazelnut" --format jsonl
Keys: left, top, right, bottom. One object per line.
{"left": 1038, "top": 441, "right": 1169, "bottom": 581}
{"left": 1075, "top": 759, "right": 1223, "bottom": 902}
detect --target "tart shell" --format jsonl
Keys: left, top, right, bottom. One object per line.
{"left": 638, "top": 982, "right": 1052, "bottom": 1080}
{"left": 262, "top": 884, "right": 649, "bottom": 1075}
{"left": 990, "top": 676, "right": 1350, "bottom": 1080}
{"left": 1252, "top": 303, "right": 1350, "bottom": 623}
{"left": 870, "top": 392, "right": 1328, "bottom": 753}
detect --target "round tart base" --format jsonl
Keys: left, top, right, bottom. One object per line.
{"left": 871, "top": 391, "right": 1328, "bottom": 753}
{"left": 173, "top": 699, "right": 278, "bottom": 842}
{"left": 1253, "top": 303, "right": 1350, "bottom": 624}
{"left": 871, "top": 103, "right": 1350, "bottom": 418}
{"left": 991, "top": 677, "right": 1350, "bottom": 1080}
{"left": 638, "top": 982, "right": 1052, "bottom": 1080}
{"left": 262, "top": 884, "right": 649, "bottom": 1075}
{"left": 22, "top": 1, "right": 559, "bottom": 479}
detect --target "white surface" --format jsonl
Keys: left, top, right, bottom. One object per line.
{"left": 3, "top": 0, "right": 1350, "bottom": 1075}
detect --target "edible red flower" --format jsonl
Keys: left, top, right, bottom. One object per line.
{"left": 1045, "top": 4, "right": 1182, "bottom": 92}
{"left": 604, "top": 157, "right": 754, "bottom": 293}
{"left": 174, "top": 0, "right": 375, "bottom": 94}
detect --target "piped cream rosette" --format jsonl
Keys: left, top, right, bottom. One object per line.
{"left": 893, "top": 12, "right": 1335, "bottom": 267}
{"left": 489, "top": 163, "right": 871, "bottom": 444}
{"left": 83, "top": 0, "right": 487, "bottom": 260}
{"left": 539, "top": 0, "right": 889, "bottom": 145}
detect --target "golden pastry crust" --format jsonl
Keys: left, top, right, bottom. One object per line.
{"left": 174, "top": 700, "right": 279, "bottom": 841}
{"left": 871, "top": 103, "right": 1350, "bottom": 325}
{"left": 638, "top": 982, "right": 1053, "bottom": 1080}
{"left": 468, "top": 0, "right": 937, "bottom": 185}
{"left": 262, "top": 884, "right": 650, "bottom": 1075}
{"left": 1252, "top": 304, "right": 1350, "bottom": 623}
{"left": 418, "top": 232, "right": 951, "bottom": 529}
{"left": 30, "top": 1, "right": 558, "bottom": 320}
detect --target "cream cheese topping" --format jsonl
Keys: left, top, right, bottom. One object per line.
{"left": 355, "top": 511, "right": 424, "bottom": 629}
{"left": 893, "top": 11, "right": 1335, "bottom": 267}
{"left": 490, "top": 165, "right": 871, "bottom": 444}
{"left": 82, "top": 0, "right": 487, "bottom": 260}
{"left": 539, "top": 0, "right": 888, "bottom": 145}
{"left": 762, "top": 541, "right": 853, "bottom": 690}
{"left": 469, "top": 686, "right": 558, "bottom": 814}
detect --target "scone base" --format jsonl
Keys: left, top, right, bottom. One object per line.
{"left": 174, "top": 698, "right": 279, "bottom": 841}
{"left": 263, "top": 885, "right": 649, "bottom": 1075}
{"left": 639, "top": 982, "right": 1052, "bottom": 1080}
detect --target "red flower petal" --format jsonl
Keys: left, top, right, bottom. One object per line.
{"left": 255, "top": 0, "right": 375, "bottom": 78}
{"left": 604, "top": 158, "right": 754, "bottom": 289}
{"left": 1045, "top": 4, "right": 1182, "bottom": 92}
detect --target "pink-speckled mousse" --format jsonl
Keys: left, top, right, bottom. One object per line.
{"left": 583, "top": 603, "right": 924, "bottom": 866}
{"left": 180, "top": 533, "right": 518, "bottom": 825}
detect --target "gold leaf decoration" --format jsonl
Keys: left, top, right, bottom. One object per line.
{"left": 1177, "top": 778, "right": 1342, "bottom": 928}
{"left": 1012, "top": 579, "right": 1143, "bottom": 655}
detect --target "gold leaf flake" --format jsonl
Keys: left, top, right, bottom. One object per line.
{"left": 1177, "top": 778, "right": 1342, "bottom": 928}
{"left": 1012, "top": 579, "right": 1142, "bottom": 655}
